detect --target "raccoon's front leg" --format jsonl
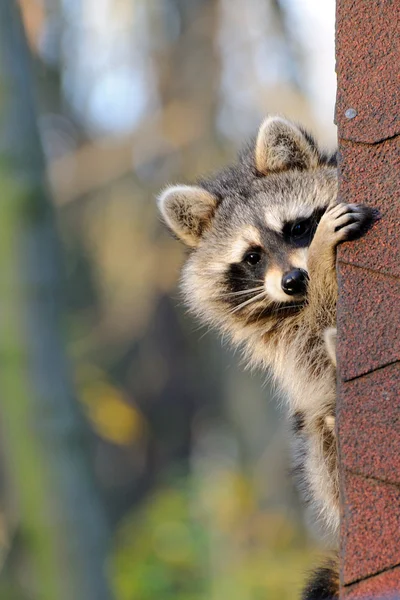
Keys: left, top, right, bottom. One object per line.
{"left": 306, "top": 203, "right": 376, "bottom": 326}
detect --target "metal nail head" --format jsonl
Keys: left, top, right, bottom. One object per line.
{"left": 345, "top": 108, "right": 357, "bottom": 120}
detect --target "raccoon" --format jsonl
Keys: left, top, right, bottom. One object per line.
{"left": 158, "top": 117, "right": 375, "bottom": 597}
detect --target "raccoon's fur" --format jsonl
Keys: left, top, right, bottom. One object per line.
{"left": 158, "top": 116, "right": 375, "bottom": 598}
{"left": 301, "top": 557, "right": 340, "bottom": 600}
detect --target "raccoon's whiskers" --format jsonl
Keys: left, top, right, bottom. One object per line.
{"left": 220, "top": 286, "right": 265, "bottom": 298}
{"left": 246, "top": 298, "right": 268, "bottom": 326}
{"left": 229, "top": 291, "right": 267, "bottom": 314}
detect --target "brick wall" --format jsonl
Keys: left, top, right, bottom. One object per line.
{"left": 336, "top": 0, "right": 400, "bottom": 597}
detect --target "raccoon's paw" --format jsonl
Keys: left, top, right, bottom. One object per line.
{"left": 320, "top": 203, "right": 378, "bottom": 245}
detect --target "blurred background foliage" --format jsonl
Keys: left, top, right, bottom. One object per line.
{"left": 0, "top": 0, "right": 337, "bottom": 598}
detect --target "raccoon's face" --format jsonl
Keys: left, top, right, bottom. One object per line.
{"left": 158, "top": 117, "right": 338, "bottom": 336}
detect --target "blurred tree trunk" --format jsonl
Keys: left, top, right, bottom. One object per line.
{"left": 0, "top": 2, "right": 112, "bottom": 600}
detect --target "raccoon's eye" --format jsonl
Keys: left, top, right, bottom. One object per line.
{"left": 290, "top": 219, "right": 310, "bottom": 238}
{"left": 244, "top": 249, "right": 262, "bottom": 266}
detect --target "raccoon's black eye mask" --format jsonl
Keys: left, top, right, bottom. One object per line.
{"left": 282, "top": 218, "right": 313, "bottom": 247}
{"left": 282, "top": 208, "right": 326, "bottom": 247}
{"left": 290, "top": 220, "right": 310, "bottom": 238}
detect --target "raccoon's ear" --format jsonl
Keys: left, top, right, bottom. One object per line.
{"left": 255, "top": 116, "right": 320, "bottom": 174}
{"left": 158, "top": 185, "right": 218, "bottom": 247}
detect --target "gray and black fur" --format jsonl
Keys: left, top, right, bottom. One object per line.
{"left": 158, "top": 116, "right": 376, "bottom": 598}
{"left": 302, "top": 559, "right": 340, "bottom": 600}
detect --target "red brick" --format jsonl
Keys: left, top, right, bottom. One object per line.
{"left": 336, "top": 0, "right": 400, "bottom": 143}
{"left": 337, "top": 264, "right": 400, "bottom": 381}
{"left": 342, "top": 567, "right": 400, "bottom": 599}
{"left": 337, "top": 137, "right": 400, "bottom": 278}
{"left": 341, "top": 471, "right": 400, "bottom": 584}
{"left": 338, "top": 363, "right": 400, "bottom": 483}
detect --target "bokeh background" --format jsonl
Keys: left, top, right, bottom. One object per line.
{"left": 1, "top": 1, "right": 337, "bottom": 598}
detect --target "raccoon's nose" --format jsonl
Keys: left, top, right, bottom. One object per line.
{"left": 281, "top": 269, "right": 308, "bottom": 296}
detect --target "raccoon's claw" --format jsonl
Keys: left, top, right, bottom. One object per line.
{"left": 318, "top": 203, "right": 378, "bottom": 246}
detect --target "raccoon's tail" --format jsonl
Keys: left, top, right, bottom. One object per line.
{"left": 301, "top": 558, "right": 339, "bottom": 600}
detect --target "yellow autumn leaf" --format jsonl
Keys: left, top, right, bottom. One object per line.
{"left": 81, "top": 379, "right": 146, "bottom": 445}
